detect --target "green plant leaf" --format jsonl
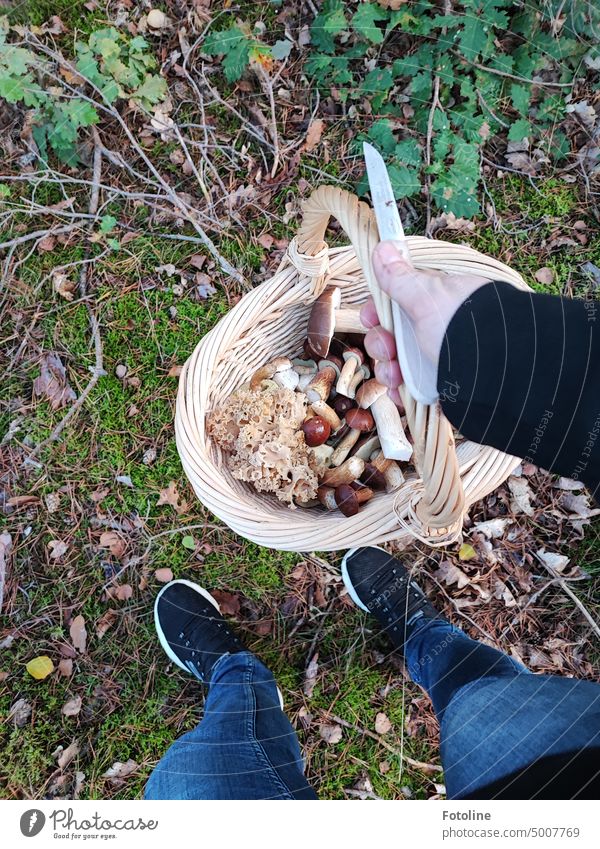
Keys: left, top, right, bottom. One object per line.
{"left": 394, "top": 139, "right": 422, "bottom": 168}
{"left": 508, "top": 117, "right": 531, "bottom": 141}
{"left": 311, "top": 0, "right": 347, "bottom": 53}
{"left": 351, "top": 2, "right": 389, "bottom": 44}
{"left": 387, "top": 164, "right": 420, "bottom": 200}
{"left": 100, "top": 215, "right": 117, "bottom": 233}
{"left": 133, "top": 73, "right": 167, "bottom": 105}
{"left": 367, "top": 118, "right": 396, "bottom": 154}
{"left": 510, "top": 83, "right": 530, "bottom": 117}
{"left": 272, "top": 39, "right": 292, "bottom": 61}
{"left": 182, "top": 535, "right": 196, "bottom": 550}
{"left": 63, "top": 99, "right": 99, "bottom": 128}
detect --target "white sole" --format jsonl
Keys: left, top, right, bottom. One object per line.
{"left": 340, "top": 546, "right": 389, "bottom": 613}
{"left": 154, "top": 578, "right": 284, "bottom": 710}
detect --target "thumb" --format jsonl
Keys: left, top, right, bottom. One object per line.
{"left": 372, "top": 241, "right": 430, "bottom": 320}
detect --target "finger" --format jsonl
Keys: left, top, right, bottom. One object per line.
{"left": 372, "top": 242, "right": 430, "bottom": 319}
{"left": 360, "top": 299, "right": 379, "bottom": 329}
{"left": 364, "top": 326, "right": 396, "bottom": 362}
{"left": 375, "top": 358, "right": 403, "bottom": 389}
{"left": 389, "top": 387, "right": 404, "bottom": 407}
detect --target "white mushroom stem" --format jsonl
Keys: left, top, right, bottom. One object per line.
{"left": 321, "top": 456, "right": 365, "bottom": 487}
{"left": 297, "top": 373, "right": 314, "bottom": 392}
{"left": 371, "top": 393, "right": 413, "bottom": 461}
{"left": 353, "top": 434, "right": 381, "bottom": 461}
{"left": 347, "top": 365, "right": 369, "bottom": 398}
{"left": 329, "top": 429, "right": 361, "bottom": 466}
{"left": 334, "top": 307, "right": 367, "bottom": 334}
{"left": 273, "top": 368, "right": 299, "bottom": 391}
{"left": 336, "top": 356, "right": 361, "bottom": 397}
{"left": 250, "top": 356, "right": 292, "bottom": 390}
{"left": 373, "top": 453, "right": 405, "bottom": 491}
{"left": 310, "top": 399, "right": 341, "bottom": 431}
{"left": 311, "top": 443, "right": 334, "bottom": 468}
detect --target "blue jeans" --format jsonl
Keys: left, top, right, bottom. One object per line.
{"left": 145, "top": 620, "right": 600, "bottom": 800}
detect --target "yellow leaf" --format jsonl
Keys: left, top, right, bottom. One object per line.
{"left": 26, "top": 655, "right": 55, "bottom": 680}
{"left": 458, "top": 543, "right": 476, "bottom": 561}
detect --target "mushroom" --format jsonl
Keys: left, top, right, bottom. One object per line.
{"left": 372, "top": 453, "right": 405, "bottom": 491}
{"left": 355, "top": 378, "right": 412, "bottom": 462}
{"left": 352, "top": 434, "right": 380, "bottom": 461}
{"left": 273, "top": 367, "right": 299, "bottom": 391}
{"left": 317, "top": 485, "right": 337, "bottom": 510}
{"left": 297, "top": 372, "right": 314, "bottom": 392}
{"left": 310, "top": 399, "right": 341, "bottom": 431}
{"left": 317, "top": 354, "right": 342, "bottom": 397}
{"left": 311, "top": 443, "right": 334, "bottom": 468}
{"left": 334, "top": 483, "right": 374, "bottom": 516}
{"left": 292, "top": 358, "right": 318, "bottom": 375}
{"left": 334, "top": 306, "right": 367, "bottom": 334}
{"left": 330, "top": 408, "right": 374, "bottom": 466}
{"left": 307, "top": 286, "right": 341, "bottom": 359}
{"left": 336, "top": 347, "right": 364, "bottom": 397}
{"left": 321, "top": 456, "right": 364, "bottom": 487}
{"left": 301, "top": 415, "right": 331, "bottom": 447}
{"left": 332, "top": 394, "right": 355, "bottom": 418}
{"left": 347, "top": 363, "right": 370, "bottom": 398}
{"left": 250, "top": 356, "right": 293, "bottom": 390}
{"left": 305, "top": 365, "right": 337, "bottom": 403}
{"left": 361, "top": 463, "right": 387, "bottom": 491}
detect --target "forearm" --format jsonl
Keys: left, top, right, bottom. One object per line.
{"left": 437, "top": 281, "right": 600, "bottom": 497}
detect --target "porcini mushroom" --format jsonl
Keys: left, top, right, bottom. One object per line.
{"left": 321, "top": 456, "right": 364, "bottom": 487}
{"left": 310, "top": 399, "right": 341, "bottom": 431}
{"left": 250, "top": 356, "right": 293, "bottom": 390}
{"left": 352, "top": 434, "right": 380, "bottom": 461}
{"left": 361, "top": 463, "right": 387, "bottom": 491}
{"left": 332, "top": 394, "right": 355, "bottom": 418}
{"left": 330, "top": 407, "right": 375, "bottom": 466}
{"left": 273, "top": 367, "right": 299, "bottom": 391}
{"left": 334, "top": 484, "right": 360, "bottom": 517}
{"left": 317, "top": 485, "right": 337, "bottom": 510}
{"left": 372, "top": 453, "right": 405, "bottom": 491}
{"left": 307, "top": 286, "right": 341, "bottom": 359}
{"left": 347, "top": 363, "right": 370, "bottom": 398}
{"left": 305, "top": 365, "right": 337, "bottom": 403}
{"left": 336, "top": 347, "right": 364, "bottom": 397}
{"left": 301, "top": 415, "right": 331, "bottom": 447}
{"left": 334, "top": 306, "right": 367, "bottom": 334}
{"left": 355, "top": 378, "right": 412, "bottom": 462}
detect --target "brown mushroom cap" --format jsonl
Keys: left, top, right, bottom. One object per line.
{"left": 318, "top": 354, "right": 342, "bottom": 377}
{"left": 301, "top": 415, "right": 331, "bottom": 447}
{"left": 307, "top": 286, "right": 342, "bottom": 360}
{"left": 342, "top": 346, "right": 365, "bottom": 365}
{"left": 345, "top": 407, "right": 374, "bottom": 432}
{"left": 334, "top": 484, "right": 359, "bottom": 517}
{"left": 355, "top": 378, "right": 387, "bottom": 409}
{"left": 332, "top": 394, "right": 355, "bottom": 417}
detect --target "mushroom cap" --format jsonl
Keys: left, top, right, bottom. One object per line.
{"left": 345, "top": 407, "right": 374, "bottom": 432}
{"left": 356, "top": 378, "right": 387, "bottom": 409}
{"left": 301, "top": 415, "right": 331, "bottom": 447}
{"left": 342, "top": 346, "right": 364, "bottom": 364}
{"left": 334, "top": 484, "right": 359, "bottom": 517}
{"left": 332, "top": 394, "right": 355, "bottom": 417}
{"left": 307, "top": 286, "right": 342, "bottom": 360}
{"left": 318, "top": 354, "right": 342, "bottom": 377}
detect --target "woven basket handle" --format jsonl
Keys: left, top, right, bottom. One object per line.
{"left": 295, "top": 185, "right": 465, "bottom": 532}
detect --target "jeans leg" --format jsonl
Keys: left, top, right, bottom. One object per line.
{"left": 145, "top": 651, "right": 317, "bottom": 800}
{"left": 403, "top": 617, "right": 600, "bottom": 798}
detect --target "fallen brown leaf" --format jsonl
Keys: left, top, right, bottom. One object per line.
{"left": 62, "top": 695, "right": 82, "bottom": 717}
{"left": 37, "top": 234, "right": 56, "bottom": 252}
{"left": 48, "top": 539, "right": 68, "bottom": 560}
{"left": 303, "top": 654, "right": 319, "bottom": 698}
{"left": 69, "top": 615, "right": 87, "bottom": 653}
{"left": 57, "top": 740, "right": 80, "bottom": 770}
{"left": 211, "top": 590, "right": 240, "bottom": 617}
{"left": 508, "top": 475, "right": 535, "bottom": 516}
{"left": 33, "top": 352, "right": 76, "bottom": 411}
{"left": 534, "top": 267, "right": 554, "bottom": 285}
{"left": 374, "top": 712, "right": 392, "bottom": 735}
{"left": 52, "top": 271, "right": 77, "bottom": 301}
{"left": 58, "top": 658, "right": 73, "bottom": 677}
{"left": 9, "top": 698, "right": 32, "bottom": 727}
{"left": 99, "top": 531, "right": 126, "bottom": 558}
{"left": 96, "top": 609, "right": 118, "bottom": 639}
{"left": 319, "top": 723, "right": 343, "bottom": 744}
{"left": 157, "top": 481, "right": 188, "bottom": 515}
{"left": 304, "top": 118, "right": 325, "bottom": 152}
{"left": 102, "top": 759, "right": 139, "bottom": 785}
{"left": 434, "top": 560, "right": 470, "bottom": 590}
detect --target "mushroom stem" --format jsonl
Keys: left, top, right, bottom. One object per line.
{"left": 336, "top": 357, "right": 359, "bottom": 396}
{"left": 373, "top": 453, "right": 405, "bottom": 491}
{"left": 273, "top": 368, "right": 299, "bottom": 391}
{"left": 310, "top": 400, "right": 341, "bottom": 431}
{"left": 249, "top": 356, "right": 292, "bottom": 390}
{"left": 306, "top": 366, "right": 337, "bottom": 402}
{"left": 330, "top": 429, "right": 361, "bottom": 466}
{"left": 321, "top": 456, "right": 365, "bottom": 487}
{"left": 334, "top": 307, "right": 367, "bottom": 334}
{"left": 317, "top": 485, "right": 337, "bottom": 510}
{"left": 371, "top": 393, "right": 413, "bottom": 461}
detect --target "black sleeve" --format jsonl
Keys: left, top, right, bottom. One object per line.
{"left": 437, "top": 281, "right": 600, "bottom": 498}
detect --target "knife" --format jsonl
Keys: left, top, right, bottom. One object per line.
{"left": 363, "top": 141, "right": 438, "bottom": 406}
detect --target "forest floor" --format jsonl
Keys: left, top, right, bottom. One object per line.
{"left": 1, "top": 1, "right": 599, "bottom": 800}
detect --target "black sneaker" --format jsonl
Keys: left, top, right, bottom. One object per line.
{"left": 341, "top": 546, "right": 442, "bottom": 650}
{"left": 154, "top": 579, "right": 246, "bottom": 683}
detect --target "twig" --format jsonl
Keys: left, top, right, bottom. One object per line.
{"left": 0, "top": 222, "right": 81, "bottom": 252}
{"left": 328, "top": 713, "right": 442, "bottom": 774}
{"left": 425, "top": 76, "right": 441, "bottom": 238}
{"left": 255, "top": 64, "right": 280, "bottom": 177}
{"left": 533, "top": 552, "right": 600, "bottom": 640}
{"left": 455, "top": 53, "right": 575, "bottom": 88}
{"left": 26, "top": 129, "right": 105, "bottom": 462}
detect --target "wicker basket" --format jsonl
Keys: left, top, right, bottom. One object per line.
{"left": 175, "top": 187, "right": 529, "bottom": 552}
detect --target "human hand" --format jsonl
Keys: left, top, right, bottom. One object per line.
{"left": 361, "top": 241, "right": 491, "bottom": 404}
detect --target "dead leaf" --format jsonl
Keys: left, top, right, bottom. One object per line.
{"left": 37, "top": 234, "right": 56, "bottom": 253}
{"left": 379, "top": 760, "right": 391, "bottom": 774}
{"left": 96, "top": 609, "right": 118, "bottom": 639}
{"left": 377, "top": 0, "right": 407, "bottom": 9}
{"left": 304, "top": 118, "right": 325, "bottom": 152}
{"left": 536, "top": 548, "right": 570, "bottom": 574}
{"left": 57, "top": 741, "right": 80, "bottom": 770}
{"left": 154, "top": 567, "right": 173, "bottom": 583}
{"left": 70, "top": 615, "right": 87, "bottom": 653}
{"left": 99, "top": 531, "right": 126, "bottom": 558}
{"left": 253, "top": 619, "right": 272, "bottom": 636}
{"left": 374, "top": 712, "right": 392, "bottom": 735}
{"left": 304, "top": 654, "right": 319, "bottom": 698}
{"left": 319, "top": 723, "right": 343, "bottom": 744}
{"left": 58, "top": 658, "right": 73, "bottom": 677}
{"left": 0, "top": 671, "right": 8, "bottom": 682}
{"left": 257, "top": 233, "right": 274, "bottom": 250}
{"left": 33, "top": 352, "right": 76, "bottom": 411}
{"left": 473, "top": 518, "right": 510, "bottom": 539}
{"left": 62, "top": 695, "right": 82, "bottom": 717}
{"left": 167, "top": 365, "right": 182, "bottom": 378}
{"left": 102, "top": 759, "right": 139, "bottom": 785}
{"left": 430, "top": 211, "right": 475, "bottom": 236}
{"left": 189, "top": 254, "right": 207, "bottom": 271}
{"left": 434, "top": 560, "right": 470, "bottom": 590}
{"left": 211, "top": 590, "right": 240, "bottom": 617}
{"left": 48, "top": 539, "right": 68, "bottom": 560}
{"left": 508, "top": 476, "right": 535, "bottom": 516}
{"left": 534, "top": 267, "right": 554, "bottom": 285}
{"left": 195, "top": 272, "right": 216, "bottom": 299}
{"left": 91, "top": 487, "right": 109, "bottom": 503}
{"left": 9, "top": 698, "right": 32, "bottom": 727}
{"left": 44, "top": 492, "right": 61, "bottom": 513}
{"left": 115, "top": 474, "right": 134, "bottom": 488}
{"left": 157, "top": 481, "right": 188, "bottom": 515}
{"left": 26, "top": 655, "right": 54, "bottom": 680}
{"left": 493, "top": 577, "right": 517, "bottom": 608}
{"left": 42, "top": 15, "right": 66, "bottom": 34}
{"left": 73, "top": 771, "right": 85, "bottom": 798}
{"left": 458, "top": 542, "right": 477, "bottom": 561}
{"left": 106, "top": 584, "right": 133, "bottom": 602}
{"left": 52, "top": 271, "right": 77, "bottom": 301}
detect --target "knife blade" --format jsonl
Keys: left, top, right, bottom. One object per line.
{"left": 363, "top": 141, "right": 438, "bottom": 405}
